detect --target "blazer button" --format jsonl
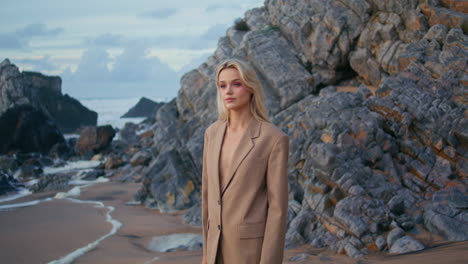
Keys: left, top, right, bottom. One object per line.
{"left": 218, "top": 225, "right": 221, "bottom": 230}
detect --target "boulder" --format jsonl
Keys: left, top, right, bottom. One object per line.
{"left": 75, "top": 125, "right": 116, "bottom": 156}
{"left": 389, "top": 236, "right": 425, "bottom": 254}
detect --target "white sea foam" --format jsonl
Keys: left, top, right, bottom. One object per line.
{"left": 43, "top": 160, "right": 101, "bottom": 175}
{"left": 0, "top": 198, "right": 53, "bottom": 210}
{"left": 143, "top": 256, "right": 161, "bottom": 264}
{"left": 0, "top": 188, "right": 31, "bottom": 203}
{"left": 55, "top": 187, "right": 81, "bottom": 199}
{"left": 47, "top": 198, "right": 122, "bottom": 264}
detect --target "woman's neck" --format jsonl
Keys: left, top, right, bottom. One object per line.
{"left": 227, "top": 110, "right": 252, "bottom": 132}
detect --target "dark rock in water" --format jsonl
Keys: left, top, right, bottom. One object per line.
{"left": 30, "top": 172, "right": 73, "bottom": 192}
{"left": 14, "top": 164, "right": 43, "bottom": 179}
{"left": 75, "top": 125, "right": 115, "bottom": 156}
{"left": 81, "top": 169, "right": 105, "bottom": 180}
{"left": 0, "top": 156, "right": 18, "bottom": 174}
{"left": 121, "top": 97, "right": 163, "bottom": 118}
{"left": 0, "top": 170, "right": 23, "bottom": 195}
{"left": 0, "top": 105, "right": 66, "bottom": 154}
{"left": 0, "top": 59, "right": 97, "bottom": 134}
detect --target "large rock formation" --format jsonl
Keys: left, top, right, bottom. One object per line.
{"left": 0, "top": 59, "right": 97, "bottom": 134}
{"left": 0, "top": 104, "right": 66, "bottom": 154}
{"left": 136, "top": 0, "right": 467, "bottom": 257}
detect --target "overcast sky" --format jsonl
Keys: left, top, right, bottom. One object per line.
{"left": 0, "top": 0, "right": 264, "bottom": 100}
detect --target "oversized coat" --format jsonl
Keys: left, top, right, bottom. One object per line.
{"left": 201, "top": 117, "right": 289, "bottom": 264}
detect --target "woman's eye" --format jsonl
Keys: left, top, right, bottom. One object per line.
{"left": 219, "top": 84, "right": 226, "bottom": 89}
{"left": 233, "top": 83, "right": 242, "bottom": 87}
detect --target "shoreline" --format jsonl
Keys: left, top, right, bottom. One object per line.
{"left": 0, "top": 180, "right": 466, "bottom": 263}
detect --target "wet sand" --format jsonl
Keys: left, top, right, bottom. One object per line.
{"left": 0, "top": 180, "right": 467, "bottom": 263}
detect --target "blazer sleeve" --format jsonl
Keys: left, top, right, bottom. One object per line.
{"left": 201, "top": 130, "right": 209, "bottom": 259}
{"left": 260, "top": 134, "right": 289, "bottom": 264}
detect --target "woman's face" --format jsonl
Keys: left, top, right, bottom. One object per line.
{"left": 218, "top": 68, "right": 252, "bottom": 112}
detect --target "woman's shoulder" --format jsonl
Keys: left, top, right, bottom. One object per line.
{"left": 259, "top": 120, "right": 288, "bottom": 140}
{"left": 204, "top": 120, "right": 224, "bottom": 136}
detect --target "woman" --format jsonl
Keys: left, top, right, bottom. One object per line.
{"left": 201, "top": 59, "right": 289, "bottom": 264}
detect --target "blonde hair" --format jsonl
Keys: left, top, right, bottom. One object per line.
{"left": 215, "top": 59, "right": 270, "bottom": 122}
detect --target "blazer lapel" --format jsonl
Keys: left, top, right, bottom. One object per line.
{"left": 212, "top": 121, "right": 227, "bottom": 202}
{"left": 221, "top": 117, "right": 261, "bottom": 197}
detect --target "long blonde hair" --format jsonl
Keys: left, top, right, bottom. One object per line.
{"left": 215, "top": 59, "right": 270, "bottom": 122}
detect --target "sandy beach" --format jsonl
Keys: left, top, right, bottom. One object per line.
{"left": 1, "top": 179, "right": 467, "bottom": 264}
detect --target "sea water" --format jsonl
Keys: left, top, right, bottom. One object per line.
{"left": 78, "top": 96, "right": 166, "bottom": 129}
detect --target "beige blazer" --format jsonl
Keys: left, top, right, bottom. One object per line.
{"left": 202, "top": 117, "right": 289, "bottom": 264}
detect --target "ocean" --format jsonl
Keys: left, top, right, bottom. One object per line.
{"left": 78, "top": 96, "right": 167, "bottom": 129}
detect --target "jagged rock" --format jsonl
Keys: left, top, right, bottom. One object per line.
{"left": 75, "top": 125, "right": 116, "bottom": 156}
{"left": 375, "top": 235, "right": 387, "bottom": 251}
{"left": 138, "top": 149, "right": 199, "bottom": 212}
{"left": 388, "top": 235, "right": 425, "bottom": 254}
{"left": 119, "top": 122, "right": 139, "bottom": 144}
{"left": 387, "top": 196, "right": 405, "bottom": 215}
{"left": 0, "top": 105, "right": 66, "bottom": 154}
{"left": 182, "top": 203, "right": 201, "bottom": 226}
{"left": 285, "top": 208, "right": 315, "bottom": 248}
{"left": 334, "top": 196, "right": 390, "bottom": 238}
{"left": 387, "top": 227, "right": 405, "bottom": 248}
{"left": 130, "top": 150, "right": 152, "bottom": 167}
{"left": 0, "top": 59, "right": 97, "bottom": 133}
{"left": 423, "top": 198, "right": 468, "bottom": 241}
{"left": 121, "top": 97, "right": 163, "bottom": 118}
{"left": 104, "top": 154, "right": 125, "bottom": 170}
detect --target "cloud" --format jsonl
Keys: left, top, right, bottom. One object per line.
{"left": 139, "top": 8, "right": 178, "bottom": 19}
{"left": 205, "top": 4, "right": 240, "bottom": 12}
{"left": 15, "top": 23, "right": 63, "bottom": 38}
{"left": 84, "top": 33, "right": 126, "bottom": 47}
{"left": 0, "top": 23, "right": 64, "bottom": 50}
{"left": 15, "top": 55, "right": 59, "bottom": 72}
{"left": 61, "top": 43, "right": 179, "bottom": 99}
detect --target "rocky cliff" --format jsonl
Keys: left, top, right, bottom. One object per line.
{"left": 0, "top": 59, "right": 97, "bottom": 134}
{"left": 134, "top": 0, "right": 467, "bottom": 257}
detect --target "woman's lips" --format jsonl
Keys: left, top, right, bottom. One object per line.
{"left": 225, "top": 98, "right": 235, "bottom": 102}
